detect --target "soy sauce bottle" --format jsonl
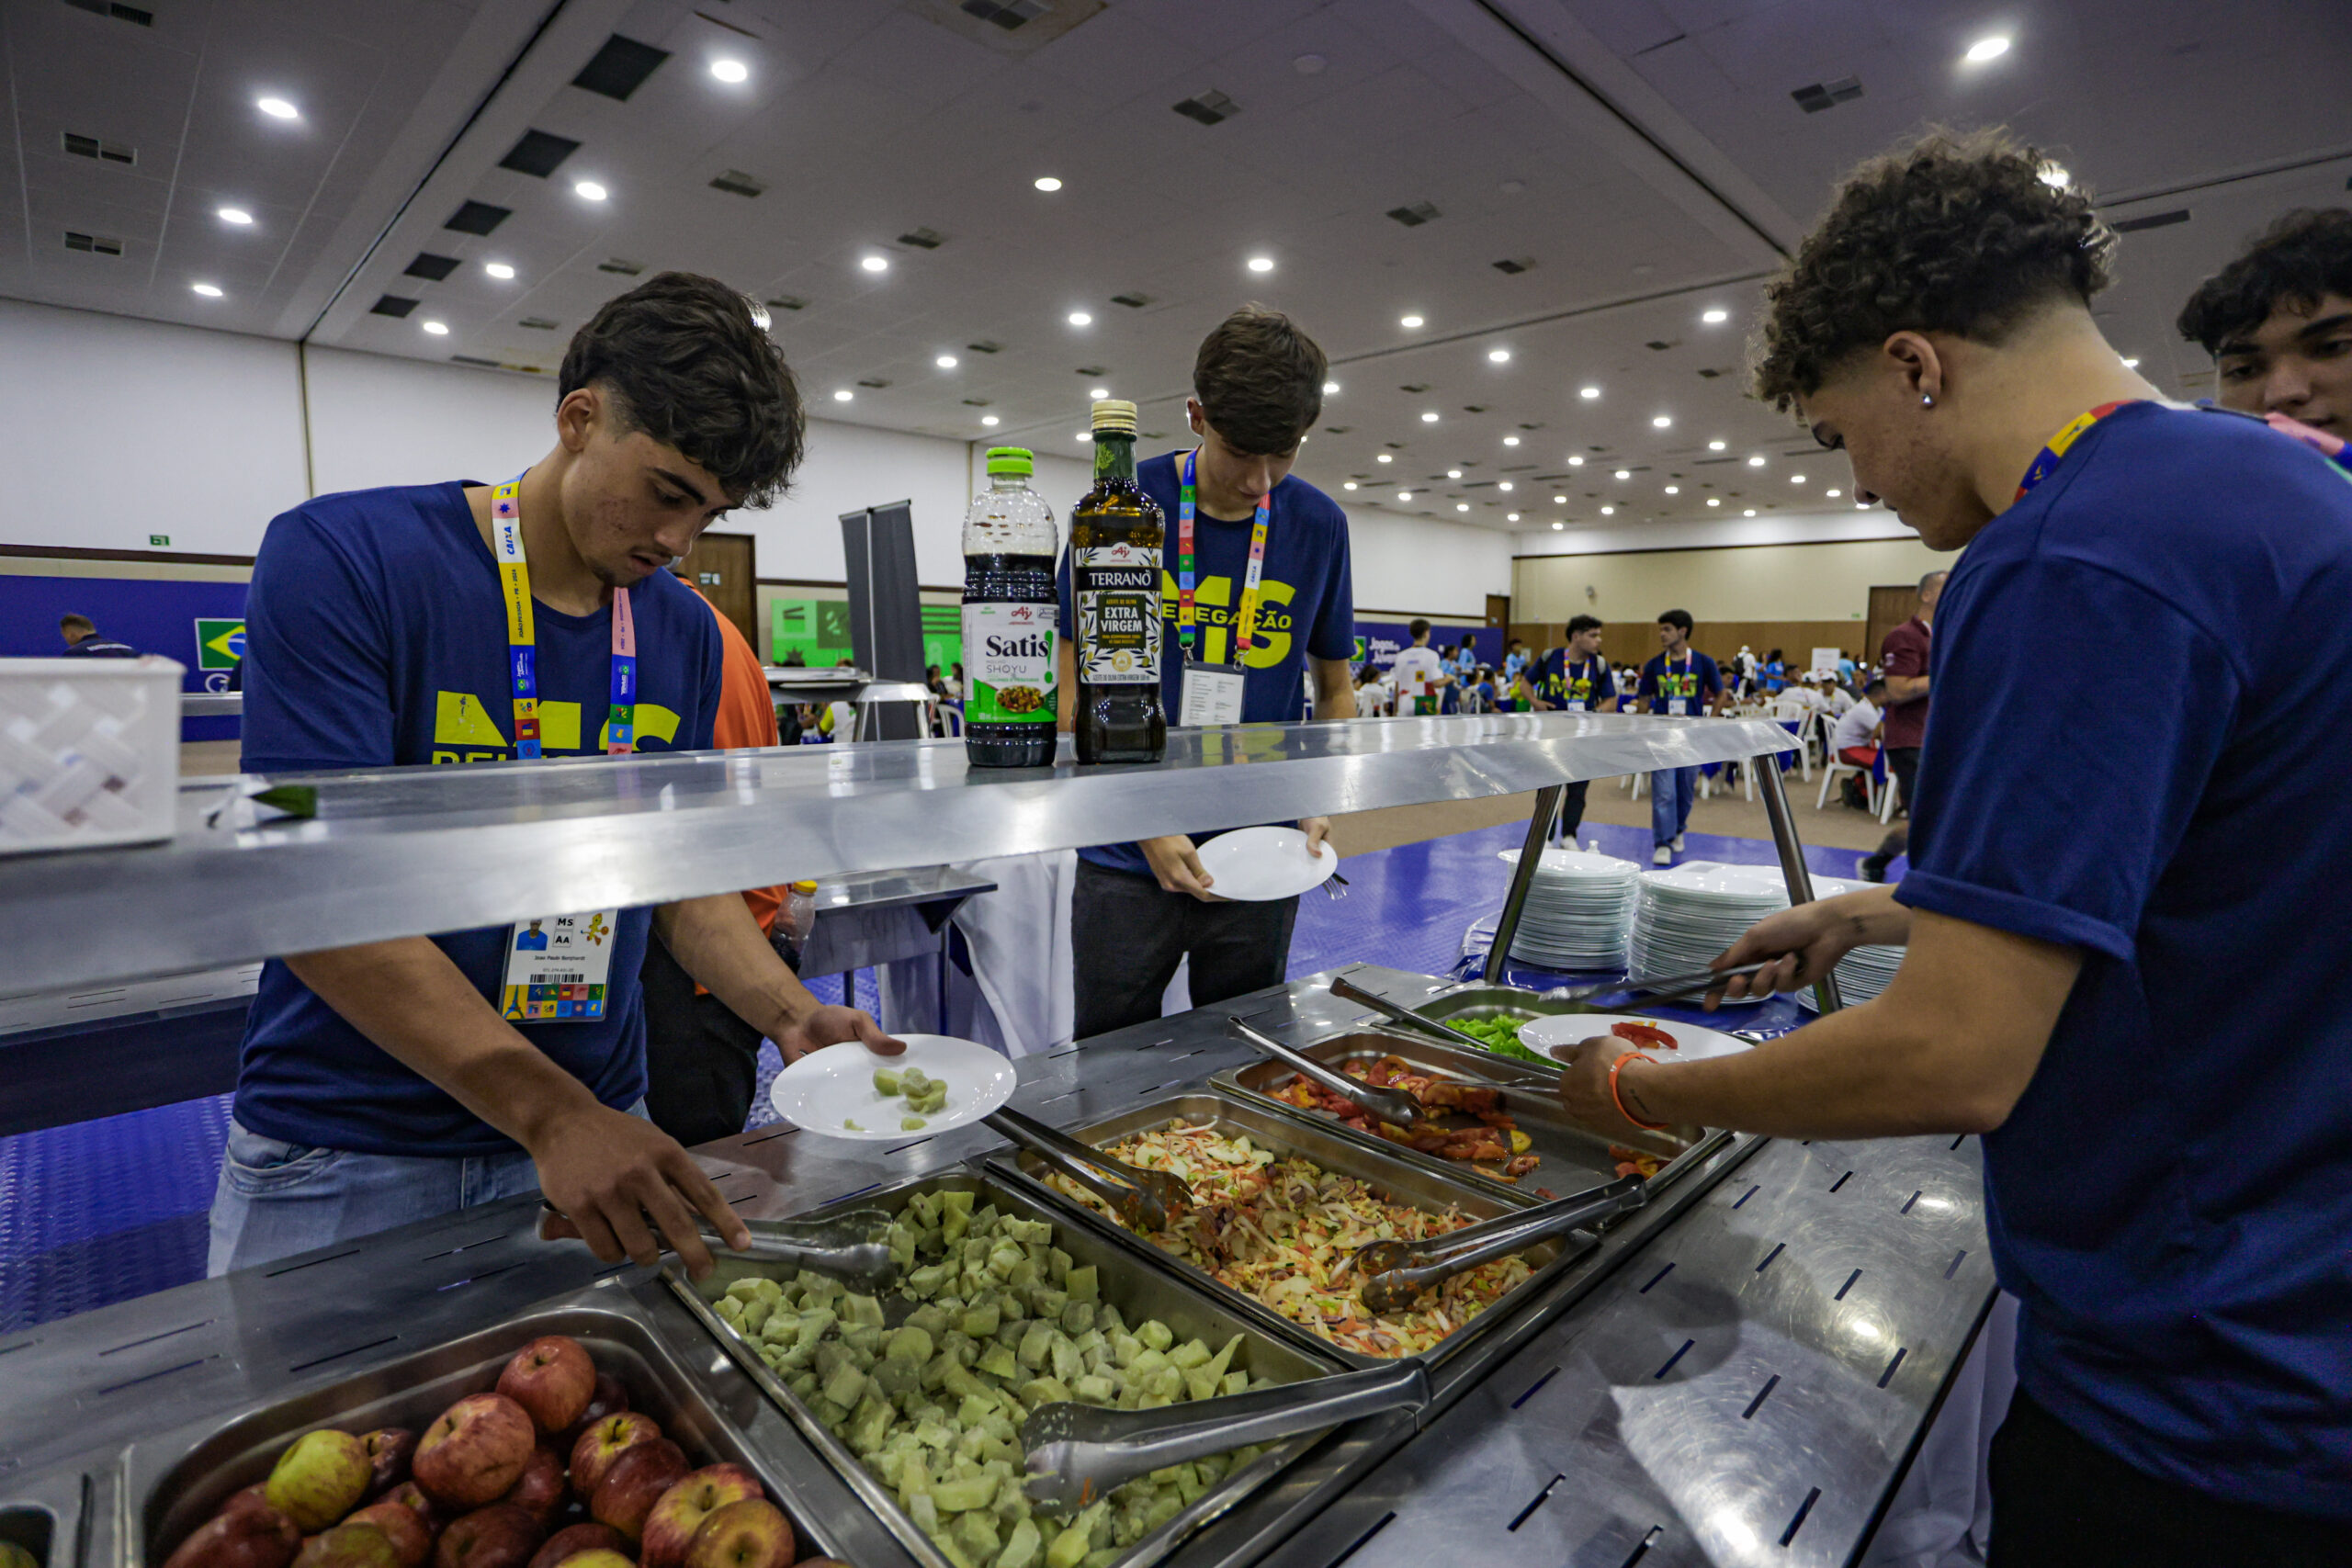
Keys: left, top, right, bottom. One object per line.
{"left": 1069, "top": 400, "right": 1167, "bottom": 763}
{"left": 959, "top": 447, "right": 1059, "bottom": 768}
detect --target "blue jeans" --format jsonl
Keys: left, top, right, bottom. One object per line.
{"left": 1651, "top": 765, "right": 1699, "bottom": 847}
{"left": 206, "top": 1100, "right": 647, "bottom": 1277}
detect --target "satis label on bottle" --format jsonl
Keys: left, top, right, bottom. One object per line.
{"left": 962, "top": 602, "right": 1056, "bottom": 723}
{"left": 1076, "top": 542, "right": 1161, "bottom": 684}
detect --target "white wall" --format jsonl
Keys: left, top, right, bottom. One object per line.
{"left": 1512, "top": 509, "right": 1921, "bottom": 557}
{"left": 306, "top": 344, "right": 557, "bottom": 498}
{"left": 1345, "top": 505, "right": 1514, "bottom": 617}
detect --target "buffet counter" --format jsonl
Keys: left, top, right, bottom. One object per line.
{"left": 0, "top": 965, "right": 1992, "bottom": 1568}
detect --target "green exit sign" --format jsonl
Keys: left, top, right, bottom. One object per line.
{"left": 149, "top": 534, "right": 169, "bottom": 547}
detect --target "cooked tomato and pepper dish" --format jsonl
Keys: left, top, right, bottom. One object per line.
{"left": 1267, "top": 1055, "right": 1545, "bottom": 1184}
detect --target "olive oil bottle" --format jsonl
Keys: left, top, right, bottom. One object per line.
{"left": 1069, "top": 400, "right": 1167, "bottom": 763}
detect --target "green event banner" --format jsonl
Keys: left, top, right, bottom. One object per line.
{"left": 770, "top": 597, "right": 966, "bottom": 675}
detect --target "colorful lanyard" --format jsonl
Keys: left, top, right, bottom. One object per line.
{"left": 1658, "top": 655, "right": 1692, "bottom": 703}
{"left": 491, "top": 475, "right": 636, "bottom": 758}
{"left": 2015, "top": 400, "right": 2138, "bottom": 502}
{"left": 1177, "top": 449, "right": 1271, "bottom": 660}
{"left": 1567, "top": 658, "right": 1599, "bottom": 698}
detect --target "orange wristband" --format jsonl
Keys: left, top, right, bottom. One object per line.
{"left": 1610, "top": 1050, "right": 1668, "bottom": 1132}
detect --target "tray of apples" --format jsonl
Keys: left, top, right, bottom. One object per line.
{"left": 137, "top": 1297, "right": 865, "bottom": 1568}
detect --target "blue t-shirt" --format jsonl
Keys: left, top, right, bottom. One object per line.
{"left": 1894, "top": 403, "right": 2352, "bottom": 1515}
{"left": 1636, "top": 651, "right": 1721, "bottom": 715}
{"left": 1530, "top": 650, "right": 1615, "bottom": 711}
{"left": 235, "top": 482, "right": 723, "bottom": 1156}
{"left": 1058, "top": 453, "right": 1355, "bottom": 877}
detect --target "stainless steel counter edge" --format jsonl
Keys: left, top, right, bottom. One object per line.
{"left": 0, "top": 713, "right": 1793, "bottom": 993}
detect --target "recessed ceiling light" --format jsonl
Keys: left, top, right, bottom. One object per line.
{"left": 1400, "top": 314, "right": 1424, "bottom": 329}
{"left": 1707, "top": 439, "right": 1725, "bottom": 451}
{"left": 1664, "top": 485, "right": 1679, "bottom": 495}
{"left": 1088, "top": 387, "right": 1109, "bottom": 399}
{"left": 1323, "top": 380, "right": 1340, "bottom": 394}
{"left": 1068, "top": 310, "right": 1091, "bottom": 326}
{"left": 1503, "top": 435, "right": 1520, "bottom": 446}
{"left": 981, "top": 415, "right": 1000, "bottom": 426}
{"left": 574, "top": 180, "right": 608, "bottom": 201}
{"left": 1551, "top": 520, "right": 1564, "bottom": 530}
{"left": 1376, "top": 453, "right": 1392, "bottom": 463}
{"left": 1857, "top": 502, "right": 1871, "bottom": 509}
{"left": 1420, "top": 411, "right": 1439, "bottom": 423}
{"left": 1498, "top": 480, "right": 1513, "bottom": 491}
{"left": 709, "top": 58, "right": 749, "bottom": 83}
{"left": 1651, "top": 414, "right": 1673, "bottom": 429}
{"left": 190, "top": 282, "right": 223, "bottom": 298}
{"left": 1246, "top": 255, "right": 1274, "bottom": 273}
{"left": 483, "top": 262, "right": 515, "bottom": 280}
{"left": 1343, "top": 480, "right": 1358, "bottom": 491}
{"left": 1566, "top": 456, "right": 1584, "bottom": 467}
{"left": 1397, "top": 491, "right": 1413, "bottom": 502}
{"left": 1034, "top": 175, "right": 1063, "bottom": 191}
{"left": 1579, "top": 386, "right": 1600, "bottom": 400}
{"left": 1792, "top": 474, "right": 1806, "bottom": 484}
{"left": 833, "top": 389, "right": 853, "bottom": 401}
{"left": 1747, "top": 455, "right": 1766, "bottom": 467}
{"left": 1552, "top": 494, "right": 1567, "bottom": 503}
{"left": 2040, "top": 163, "right": 2071, "bottom": 188}
{"left": 1456, "top": 502, "right": 1470, "bottom": 513}
{"left": 1600, "top": 505, "right": 1615, "bottom": 515}
{"left": 1965, "top": 35, "right": 2010, "bottom": 62}
{"left": 421, "top": 319, "right": 447, "bottom": 334}
{"left": 1614, "top": 469, "right": 1631, "bottom": 479}
{"left": 1707, "top": 498, "right": 1721, "bottom": 507}
{"left": 1076, "top": 431, "right": 1090, "bottom": 442}
{"left": 217, "top": 207, "right": 254, "bottom": 226}
{"left": 1487, "top": 348, "right": 1510, "bottom": 363}
{"left": 1744, "top": 508, "right": 1757, "bottom": 516}
{"left": 1826, "top": 488, "right": 1842, "bottom": 497}
{"left": 1446, "top": 468, "right": 1463, "bottom": 479}
{"left": 255, "top": 96, "right": 299, "bottom": 120}
{"left": 1507, "top": 512, "right": 1521, "bottom": 522}
{"left": 936, "top": 355, "right": 958, "bottom": 368}
{"left": 1701, "top": 309, "right": 1729, "bottom": 324}
{"left": 2121, "top": 356, "right": 2140, "bottom": 368}
{"left": 861, "top": 254, "right": 888, "bottom": 272}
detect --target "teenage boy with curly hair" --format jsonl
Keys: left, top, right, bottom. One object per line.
{"left": 2178, "top": 207, "right": 2352, "bottom": 470}
{"left": 1552, "top": 130, "right": 2352, "bottom": 1564}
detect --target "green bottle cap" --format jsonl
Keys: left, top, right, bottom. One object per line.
{"left": 984, "top": 446, "right": 1035, "bottom": 477}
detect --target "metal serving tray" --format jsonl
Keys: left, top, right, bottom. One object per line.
{"left": 987, "top": 1090, "right": 1597, "bottom": 1378}
{"left": 110, "top": 1285, "right": 874, "bottom": 1568}
{"left": 1212, "top": 1030, "right": 1698, "bottom": 1201}
{"left": 665, "top": 1168, "right": 1350, "bottom": 1568}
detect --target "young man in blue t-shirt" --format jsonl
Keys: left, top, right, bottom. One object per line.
{"left": 1055, "top": 307, "right": 1357, "bottom": 1039}
{"left": 2177, "top": 208, "right": 2352, "bottom": 474}
{"left": 217, "top": 274, "right": 897, "bottom": 1280}
{"left": 1521, "top": 614, "right": 1616, "bottom": 842}
{"left": 1555, "top": 130, "right": 2352, "bottom": 1563}
{"left": 1635, "top": 608, "right": 1722, "bottom": 864}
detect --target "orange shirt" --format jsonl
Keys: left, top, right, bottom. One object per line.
{"left": 689, "top": 585, "right": 783, "bottom": 936}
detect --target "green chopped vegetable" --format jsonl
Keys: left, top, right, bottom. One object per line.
{"left": 1445, "top": 1010, "right": 1555, "bottom": 1066}
{"left": 843, "top": 1117, "right": 865, "bottom": 1131}
{"left": 903, "top": 1115, "right": 931, "bottom": 1130}
{"left": 876, "top": 1066, "right": 904, "bottom": 1095}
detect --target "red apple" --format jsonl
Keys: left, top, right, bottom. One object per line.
{"left": 266, "top": 1429, "right": 375, "bottom": 1533}
{"left": 361, "top": 1430, "right": 418, "bottom": 1501}
{"left": 496, "top": 1337, "right": 596, "bottom": 1436}
{"left": 555, "top": 1375, "right": 629, "bottom": 1458}
{"left": 413, "top": 1395, "right": 536, "bottom": 1511}
{"left": 345, "top": 1505, "right": 433, "bottom": 1568}
{"left": 161, "top": 1501, "right": 302, "bottom": 1568}
{"left": 588, "top": 1438, "right": 689, "bottom": 1541}
{"left": 567, "top": 1413, "right": 661, "bottom": 1499}
{"left": 524, "top": 1524, "right": 625, "bottom": 1568}
{"left": 293, "top": 1521, "right": 402, "bottom": 1568}
{"left": 553, "top": 1554, "right": 633, "bottom": 1568}
{"left": 682, "top": 1499, "right": 794, "bottom": 1568}
{"left": 431, "top": 1506, "right": 544, "bottom": 1568}
{"left": 501, "top": 1448, "right": 567, "bottom": 1525}
{"left": 379, "top": 1485, "right": 441, "bottom": 1537}
{"left": 639, "top": 1466, "right": 763, "bottom": 1568}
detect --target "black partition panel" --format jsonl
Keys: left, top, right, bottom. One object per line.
{"left": 839, "top": 500, "right": 927, "bottom": 741}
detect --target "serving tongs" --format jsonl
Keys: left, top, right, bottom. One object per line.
{"left": 983, "top": 1107, "right": 1193, "bottom": 1235}
{"left": 1342, "top": 1174, "right": 1647, "bottom": 1314}
{"left": 1543, "top": 960, "right": 1779, "bottom": 1012}
{"left": 1227, "top": 1017, "right": 1424, "bottom": 1130}
{"left": 1329, "top": 975, "right": 1493, "bottom": 1052}
{"left": 1021, "top": 1361, "right": 1430, "bottom": 1514}
{"left": 706, "top": 1207, "right": 901, "bottom": 1294}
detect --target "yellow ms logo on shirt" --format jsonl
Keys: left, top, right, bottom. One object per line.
{"left": 430, "top": 691, "right": 680, "bottom": 763}
{"left": 1158, "top": 572, "right": 1295, "bottom": 667}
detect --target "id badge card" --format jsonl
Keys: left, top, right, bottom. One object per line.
{"left": 501, "top": 909, "right": 619, "bottom": 1021}
{"left": 1566, "top": 700, "right": 1588, "bottom": 712}
{"left": 1668, "top": 698, "right": 1690, "bottom": 716}
{"left": 1180, "top": 661, "right": 1246, "bottom": 728}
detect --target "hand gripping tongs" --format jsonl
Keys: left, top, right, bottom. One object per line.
{"left": 983, "top": 1106, "right": 1194, "bottom": 1235}
{"left": 1021, "top": 1361, "right": 1430, "bottom": 1514}
{"left": 1340, "top": 1173, "right": 1648, "bottom": 1314}
{"left": 1226, "top": 1017, "right": 1424, "bottom": 1130}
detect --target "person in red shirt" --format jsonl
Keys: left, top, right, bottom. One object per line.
{"left": 1861, "top": 570, "right": 1944, "bottom": 881}
{"left": 638, "top": 570, "right": 792, "bottom": 1145}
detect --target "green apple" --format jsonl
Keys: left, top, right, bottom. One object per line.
{"left": 265, "top": 1429, "right": 373, "bottom": 1533}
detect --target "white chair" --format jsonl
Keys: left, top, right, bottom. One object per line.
{"left": 1816, "top": 751, "right": 1876, "bottom": 813}
{"left": 1878, "top": 768, "right": 1903, "bottom": 824}
{"left": 938, "top": 703, "right": 964, "bottom": 738}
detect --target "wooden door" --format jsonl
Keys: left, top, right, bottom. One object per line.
{"left": 1485, "top": 593, "right": 1510, "bottom": 629}
{"left": 681, "top": 531, "right": 758, "bottom": 652}
{"left": 1865, "top": 585, "right": 1919, "bottom": 671}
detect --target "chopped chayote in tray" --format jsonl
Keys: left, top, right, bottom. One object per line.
{"left": 708, "top": 1189, "right": 1272, "bottom": 1568}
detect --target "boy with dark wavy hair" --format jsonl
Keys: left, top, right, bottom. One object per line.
{"left": 220, "top": 273, "right": 899, "bottom": 1280}
{"left": 1554, "top": 130, "right": 2352, "bottom": 1564}
{"left": 2178, "top": 208, "right": 2352, "bottom": 469}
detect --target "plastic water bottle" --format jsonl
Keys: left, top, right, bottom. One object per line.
{"left": 960, "top": 448, "right": 1060, "bottom": 768}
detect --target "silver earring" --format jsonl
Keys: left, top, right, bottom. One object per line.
{"left": 1921, "top": 393, "right": 1935, "bottom": 408}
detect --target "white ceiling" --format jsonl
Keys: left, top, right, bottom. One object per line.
{"left": 6, "top": 0, "right": 2348, "bottom": 536}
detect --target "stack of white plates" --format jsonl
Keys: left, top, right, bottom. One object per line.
{"left": 1796, "top": 875, "right": 1905, "bottom": 1010}
{"left": 1497, "top": 846, "right": 1640, "bottom": 971}
{"left": 1629, "top": 863, "right": 1792, "bottom": 1001}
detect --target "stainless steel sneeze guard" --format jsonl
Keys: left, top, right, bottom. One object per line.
{"left": 0, "top": 969, "right": 1989, "bottom": 1568}
{"left": 0, "top": 712, "right": 1792, "bottom": 993}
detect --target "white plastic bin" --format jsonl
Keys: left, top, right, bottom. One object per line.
{"left": 0, "top": 656, "right": 184, "bottom": 854}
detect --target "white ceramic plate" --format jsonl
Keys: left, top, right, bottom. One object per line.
{"left": 769, "top": 1033, "right": 1016, "bottom": 1140}
{"left": 1196, "top": 826, "right": 1341, "bottom": 901}
{"left": 1517, "top": 1011, "right": 1755, "bottom": 1063}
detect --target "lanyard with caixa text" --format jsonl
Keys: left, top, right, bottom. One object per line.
{"left": 1175, "top": 447, "right": 1271, "bottom": 728}
{"left": 491, "top": 473, "right": 632, "bottom": 1022}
